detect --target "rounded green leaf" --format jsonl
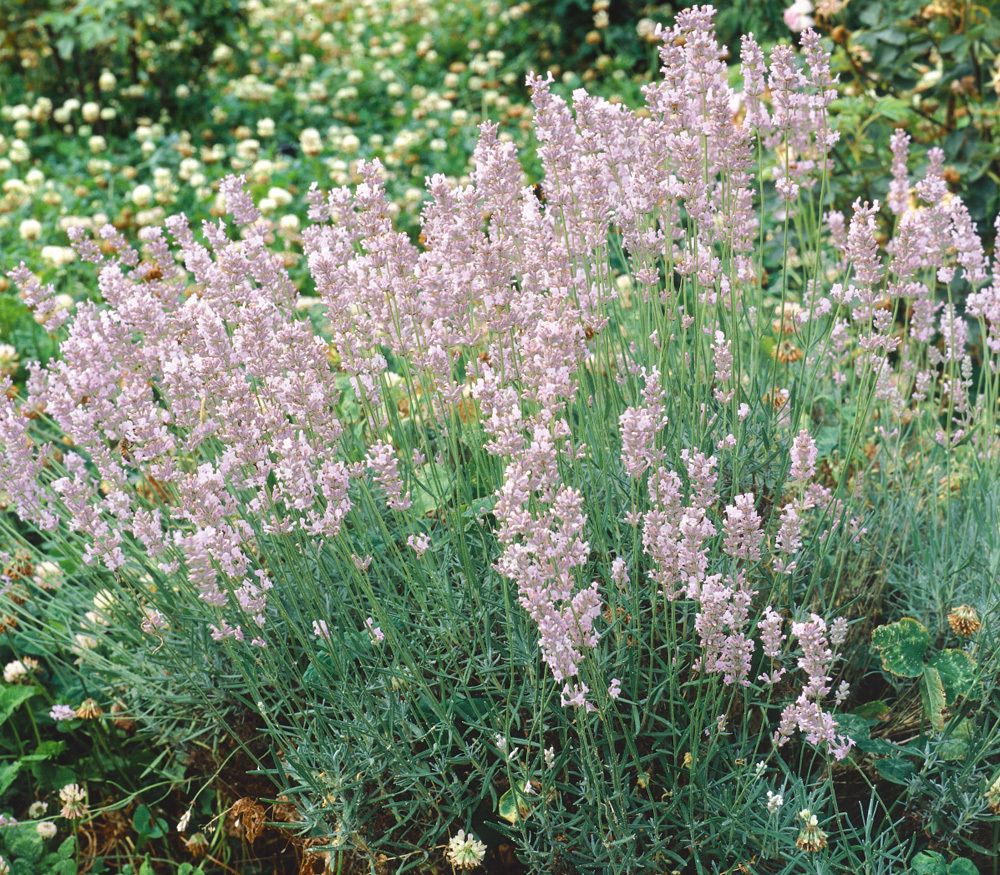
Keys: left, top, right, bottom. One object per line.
{"left": 872, "top": 618, "right": 930, "bottom": 677}
{"left": 929, "top": 649, "right": 979, "bottom": 704}
{"left": 911, "top": 851, "right": 947, "bottom": 875}
{"left": 498, "top": 787, "right": 520, "bottom": 824}
{"left": 498, "top": 786, "right": 531, "bottom": 825}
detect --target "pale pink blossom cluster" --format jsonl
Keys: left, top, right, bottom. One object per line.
{"left": 1, "top": 4, "right": 996, "bottom": 756}
{"left": 775, "top": 614, "right": 854, "bottom": 760}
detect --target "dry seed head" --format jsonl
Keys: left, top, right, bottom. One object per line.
{"left": 947, "top": 604, "right": 981, "bottom": 637}
{"left": 986, "top": 776, "right": 1000, "bottom": 814}
{"left": 795, "top": 809, "right": 828, "bottom": 852}
{"left": 75, "top": 698, "right": 103, "bottom": 720}
{"left": 229, "top": 797, "right": 265, "bottom": 844}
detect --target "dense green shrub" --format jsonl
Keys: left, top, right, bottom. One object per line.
{"left": 0, "top": 0, "right": 245, "bottom": 118}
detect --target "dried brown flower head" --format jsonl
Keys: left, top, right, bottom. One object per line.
{"left": 76, "top": 698, "right": 104, "bottom": 720}
{"left": 947, "top": 604, "right": 982, "bottom": 637}
{"left": 229, "top": 797, "right": 266, "bottom": 844}
{"left": 795, "top": 809, "right": 828, "bottom": 852}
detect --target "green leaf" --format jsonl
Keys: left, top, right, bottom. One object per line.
{"left": 911, "top": 851, "right": 947, "bottom": 875}
{"left": 872, "top": 618, "right": 930, "bottom": 677}
{"left": 410, "top": 461, "right": 454, "bottom": 517}
{"left": 0, "top": 761, "right": 21, "bottom": 795}
{"left": 5, "top": 824, "right": 43, "bottom": 861}
{"left": 876, "top": 97, "right": 913, "bottom": 122}
{"left": 875, "top": 756, "right": 916, "bottom": 785}
{"left": 939, "top": 34, "right": 966, "bottom": 54}
{"left": 498, "top": 786, "right": 530, "bottom": 824}
{"left": 133, "top": 804, "right": 167, "bottom": 840}
{"left": 0, "top": 685, "right": 39, "bottom": 724}
{"left": 20, "top": 740, "right": 65, "bottom": 763}
{"left": 875, "top": 28, "right": 908, "bottom": 46}
{"left": 859, "top": 4, "right": 882, "bottom": 26}
{"left": 854, "top": 700, "right": 891, "bottom": 721}
{"left": 947, "top": 859, "right": 979, "bottom": 875}
{"left": 937, "top": 719, "right": 973, "bottom": 761}
{"left": 929, "top": 649, "right": 978, "bottom": 704}
{"left": 56, "top": 837, "right": 76, "bottom": 860}
{"left": 921, "top": 665, "right": 948, "bottom": 732}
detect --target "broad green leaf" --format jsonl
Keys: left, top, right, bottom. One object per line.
{"left": 911, "top": 851, "right": 947, "bottom": 875}
{"left": 854, "top": 700, "right": 890, "bottom": 721}
{"left": 5, "top": 823, "right": 43, "bottom": 861}
{"left": 875, "top": 28, "right": 908, "bottom": 46}
{"left": 56, "top": 837, "right": 76, "bottom": 859}
{"left": 921, "top": 665, "right": 947, "bottom": 732}
{"left": 876, "top": 97, "right": 913, "bottom": 122}
{"left": 0, "top": 761, "right": 20, "bottom": 795}
{"left": 937, "top": 719, "right": 973, "bottom": 761}
{"left": 0, "top": 685, "right": 40, "bottom": 724}
{"left": 20, "top": 740, "right": 65, "bottom": 763}
{"left": 410, "top": 462, "right": 453, "bottom": 517}
{"left": 929, "top": 649, "right": 978, "bottom": 704}
{"left": 498, "top": 786, "right": 529, "bottom": 824}
{"left": 947, "top": 859, "right": 979, "bottom": 875}
{"left": 875, "top": 756, "right": 915, "bottom": 785}
{"left": 872, "top": 618, "right": 929, "bottom": 677}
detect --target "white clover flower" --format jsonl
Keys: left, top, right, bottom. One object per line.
{"left": 41, "top": 246, "right": 76, "bottom": 269}
{"left": 3, "top": 660, "right": 28, "bottom": 684}
{"left": 98, "top": 69, "right": 117, "bottom": 92}
{"left": 72, "top": 632, "right": 99, "bottom": 655}
{"left": 36, "top": 821, "right": 57, "bottom": 839}
{"left": 446, "top": 829, "right": 487, "bottom": 869}
{"left": 268, "top": 186, "right": 293, "bottom": 207}
{"left": 27, "top": 801, "right": 47, "bottom": 819}
{"left": 81, "top": 102, "right": 100, "bottom": 123}
{"left": 18, "top": 218, "right": 41, "bottom": 240}
{"left": 278, "top": 214, "right": 300, "bottom": 236}
{"left": 58, "top": 784, "right": 88, "bottom": 819}
{"left": 131, "top": 184, "right": 153, "bottom": 207}
{"left": 766, "top": 790, "right": 784, "bottom": 813}
{"left": 0, "top": 344, "right": 18, "bottom": 376}
{"left": 300, "top": 127, "right": 323, "bottom": 156}
{"left": 31, "top": 561, "right": 62, "bottom": 591}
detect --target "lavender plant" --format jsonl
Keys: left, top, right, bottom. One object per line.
{"left": 1, "top": 6, "right": 998, "bottom": 872}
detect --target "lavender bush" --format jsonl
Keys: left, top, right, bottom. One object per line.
{"left": 2, "top": 7, "right": 998, "bottom": 872}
